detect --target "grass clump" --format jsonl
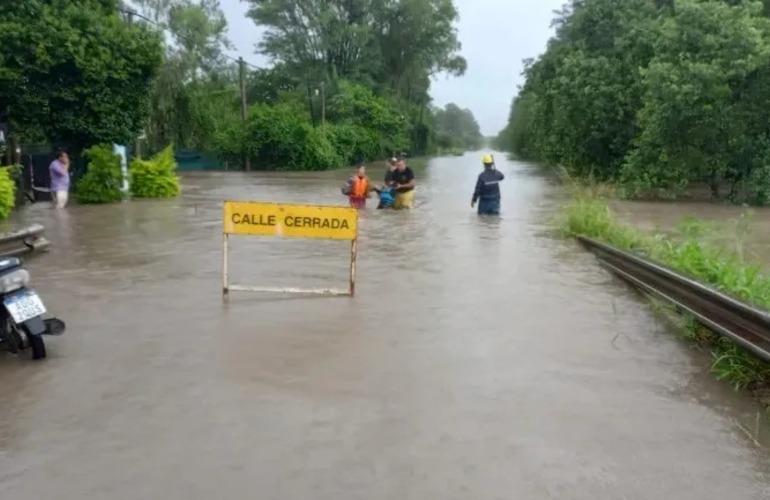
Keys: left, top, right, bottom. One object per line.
{"left": 560, "top": 181, "right": 770, "bottom": 401}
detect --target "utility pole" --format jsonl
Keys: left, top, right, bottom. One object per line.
{"left": 320, "top": 81, "right": 326, "bottom": 135}
{"left": 238, "top": 57, "right": 250, "bottom": 171}
{"left": 306, "top": 85, "right": 317, "bottom": 127}
{"left": 125, "top": 9, "right": 143, "bottom": 160}
{"left": 0, "top": 105, "right": 8, "bottom": 166}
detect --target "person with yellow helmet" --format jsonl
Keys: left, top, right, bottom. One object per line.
{"left": 471, "top": 154, "right": 505, "bottom": 215}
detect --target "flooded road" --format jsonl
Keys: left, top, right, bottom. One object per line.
{"left": 0, "top": 153, "right": 768, "bottom": 499}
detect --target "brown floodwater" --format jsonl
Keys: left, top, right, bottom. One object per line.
{"left": 612, "top": 199, "right": 770, "bottom": 268}
{"left": 0, "top": 153, "right": 769, "bottom": 499}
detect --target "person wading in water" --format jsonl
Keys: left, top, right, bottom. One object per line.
{"left": 471, "top": 154, "right": 505, "bottom": 215}
{"left": 391, "top": 156, "right": 416, "bottom": 209}
{"left": 49, "top": 149, "right": 71, "bottom": 209}
{"left": 341, "top": 164, "right": 372, "bottom": 208}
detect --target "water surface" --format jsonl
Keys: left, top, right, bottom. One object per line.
{"left": 0, "top": 153, "right": 768, "bottom": 499}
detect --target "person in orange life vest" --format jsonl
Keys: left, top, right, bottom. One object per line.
{"left": 341, "top": 164, "right": 372, "bottom": 208}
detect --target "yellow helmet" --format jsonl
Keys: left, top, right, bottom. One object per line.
{"left": 482, "top": 154, "right": 494, "bottom": 165}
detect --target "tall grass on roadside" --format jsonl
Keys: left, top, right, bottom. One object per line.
{"left": 558, "top": 178, "right": 770, "bottom": 403}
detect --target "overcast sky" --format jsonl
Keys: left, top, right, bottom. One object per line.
{"left": 219, "top": 0, "right": 564, "bottom": 136}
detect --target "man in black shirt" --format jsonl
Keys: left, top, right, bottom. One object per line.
{"left": 391, "top": 157, "right": 415, "bottom": 209}
{"left": 471, "top": 154, "right": 504, "bottom": 215}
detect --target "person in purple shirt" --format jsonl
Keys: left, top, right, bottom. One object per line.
{"left": 49, "top": 150, "right": 70, "bottom": 208}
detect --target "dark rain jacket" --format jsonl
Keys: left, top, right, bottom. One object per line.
{"left": 472, "top": 168, "right": 505, "bottom": 203}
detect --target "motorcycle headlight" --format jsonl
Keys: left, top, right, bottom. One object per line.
{"left": 0, "top": 269, "right": 30, "bottom": 293}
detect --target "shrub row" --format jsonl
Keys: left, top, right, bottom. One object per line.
{"left": 76, "top": 144, "right": 181, "bottom": 204}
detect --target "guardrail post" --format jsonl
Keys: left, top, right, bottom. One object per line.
{"left": 222, "top": 232, "right": 229, "bottom": 300}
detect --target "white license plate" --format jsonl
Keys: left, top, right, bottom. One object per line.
{"left": 4, "top": 291, "right": 46, "bottom": 324}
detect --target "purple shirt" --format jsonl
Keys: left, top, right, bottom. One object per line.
{"left": 49, "top": 160, "right": 70, "bottom": 191}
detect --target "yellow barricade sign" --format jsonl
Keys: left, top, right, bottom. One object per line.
{"left": 223, "top": 201, "right": 357, "bottom": 240}
{"left": 222, "top": 200, "right": 359, "bottom": 298}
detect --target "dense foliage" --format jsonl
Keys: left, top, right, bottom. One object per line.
{"left": 0, "top": 0, "right": 483, "bottom": 190}
{"left": 495, "top": 0, "right": 770, "bottom": 204}
{"left": 76, "top": 144, "right": 124, "bottom": 204}
{"left": 0, "top": 0, "right": 163, "bottom": 150}
{"left": 130, "top": 144, "right": 181, "bottom": 198}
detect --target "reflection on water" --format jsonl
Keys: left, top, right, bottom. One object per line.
{"left": 0, "top": 154, "right": 767, "bottom": 499}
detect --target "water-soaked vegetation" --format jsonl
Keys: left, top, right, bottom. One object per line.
{"left": 559, "top": 181, "right": 770, "bottom": 405}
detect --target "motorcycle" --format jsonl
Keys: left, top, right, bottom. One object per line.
{"left": 0, "top": 256, "right": 64, "bottom": 359}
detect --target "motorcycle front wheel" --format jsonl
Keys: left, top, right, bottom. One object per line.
{"left": 28, "top": 333, "right": 46, "bottom": 360}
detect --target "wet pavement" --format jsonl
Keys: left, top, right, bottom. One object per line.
{"left": 0, "top": 154, "right": 769, "bottom": 499}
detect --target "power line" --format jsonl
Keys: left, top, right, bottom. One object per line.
{"left": 118, "top": 7, "right": 265, "bottom": 72}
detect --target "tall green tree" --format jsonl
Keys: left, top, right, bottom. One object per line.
{"left": 245, "top": 0, "right": 468, "bottom": 87}
{"left": 496, "top": 0, "right": 770, "bottom": 204}
{"left": 0, "top": 0, "right": 163, "bottom": 150}
{"left": 131, "top": 0, "right": 235, "bottom": 152}
{"left": 513, "top": 0, "right": 659, "bottom": 179}
{"left": 244, "top": 0, "right": 467, "bottom": 155}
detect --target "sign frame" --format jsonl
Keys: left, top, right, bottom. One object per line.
{"left": 222, "top": 200, "right": 358, "bottom": 298}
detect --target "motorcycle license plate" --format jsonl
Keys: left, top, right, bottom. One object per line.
{"left": 4, "top": 291, "right": 47, "bottom": 324}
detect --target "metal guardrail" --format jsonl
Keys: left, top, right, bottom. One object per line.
{"left": 0, "top": 223, "right": 50, "bottom": 257}
{"left": 577, "top": 235, "right": 770, "bottom": 363}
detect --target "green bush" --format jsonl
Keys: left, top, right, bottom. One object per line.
{"left": 130, "top": 145, "right": 181, "bottom": 198}
{"left": 245, "top": 104, "right": 341, "bottom": 170}
{"left": 75, "top": 144, "right": 124, "bottom": 204}
{"left": 328, "top": 123, "right": 381, "bottom": 165}
{"left": 298, "top": 127, "right": 342, "bottom": 171}
{"left": 0, "top": 167, "right": 17, "bottom": 220}
{"left": 208, "top": 80, "right": 426, "bottom": 170}
{"left": 327, "top": 82, "right": 410, "bottom": 157}
{"left": 211, "top": 119, "right": 246, "bottom": 167}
